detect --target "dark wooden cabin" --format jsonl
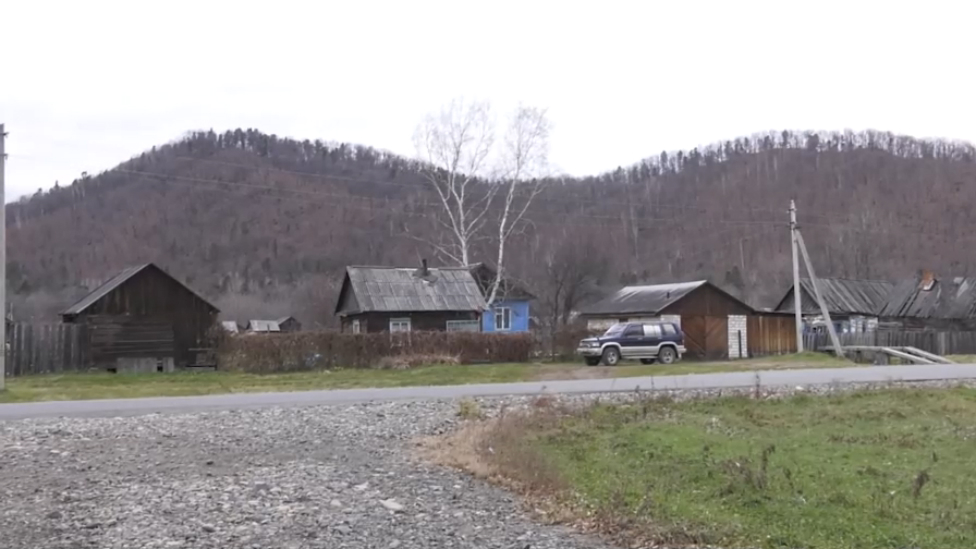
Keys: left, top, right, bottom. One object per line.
{"left": 335, "top": 261, "right": 486, "bottom": 333}
{"left": 61, "top": 264, "right": 219, "bottom": 371}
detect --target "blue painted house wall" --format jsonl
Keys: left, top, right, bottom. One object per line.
{"left": 482, "top": 299, "right": 531, "bottom": 333}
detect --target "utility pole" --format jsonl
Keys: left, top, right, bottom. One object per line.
{"left": 0, "top": 124, "right": 6, "bottom": 389}
{"left": 790, "top": 199, "right": 804, "bottom": 353}
{"left": 796, "top": 230, "right": 844, "bottom": 358}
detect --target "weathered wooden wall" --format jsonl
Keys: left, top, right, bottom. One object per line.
{"left": 805, "top": 330, "right": 976, "bottom": 356}
{"left": 64, "top": 266, "right": 217, "bottom": 367}
{"left": 4, "top": 323, "right": 90, "bottom": 376}
{"left": 86, "top": 315, "right": 176, "bottom": 368}
{"left": 748, "top": 315, "right": 798, "bottom": 356}
{"left": 341, "top": 311, "right": 482, "bottom": 333}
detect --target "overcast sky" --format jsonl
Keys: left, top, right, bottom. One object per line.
{"left": 2, "top": 0, "right": 973, "bottom": 200}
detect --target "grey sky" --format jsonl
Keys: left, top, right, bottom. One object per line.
{"left": 2, "top": 0, "right": 973, "bottom": 200}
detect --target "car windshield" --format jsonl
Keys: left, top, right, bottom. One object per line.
{"left": 603, "top": 324, "right": 626, "bottom": 337}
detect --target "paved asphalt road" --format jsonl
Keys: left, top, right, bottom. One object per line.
{"left": 3, "top": 363, "right": 976, "bottom": 420}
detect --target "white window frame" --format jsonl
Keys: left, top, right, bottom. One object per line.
{"left": 494, "top": 307, "right": 512, "bottom": 331}
{"left": 389, "top": 318, "right": 412, "bottom": 333}
{"left": 351, "top": 319, "right": 361, "bottom": 334}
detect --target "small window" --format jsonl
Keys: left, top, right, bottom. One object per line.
{"left": 623, "top": 325, "right": 643, "bottom": 337}
{"left": 446, "top": 320, "right": 479, "bottom": 332}
{"left": 390, "top": 318, "right": 411, "bottom": 333}
{"left": 644, "top": 324, "right": 663, "bottom": 338}
{"left": 662, "top": 324, "right": 676, "bottom": 336}
{"left": 351, "top": 319, "right": 362, "bottom": 334}
{"left": 494, "top": 307, "right": 512, "bottom": 331}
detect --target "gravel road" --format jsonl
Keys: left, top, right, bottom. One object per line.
{"left": 2, "top": 379, "right": 973, "bottom": 549}
{"left": 0, "top": 397, "right": 612, "bottom": 549}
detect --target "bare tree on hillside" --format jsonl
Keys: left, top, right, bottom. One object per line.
{"left": 537, "top": 232, "right": 607, "bottom": 329}
{"left": 413, "top": 98, "right": 552, "bottom": 305}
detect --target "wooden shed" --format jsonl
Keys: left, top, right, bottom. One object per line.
{"left": 579, "top": 280, "right": 756, "bottom": 359}
{"left": 60, "top": 263, "right": 219, "bottom": 372}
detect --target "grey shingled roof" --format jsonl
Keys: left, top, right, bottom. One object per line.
{"left": 579, "top": 280, "right": 709, "bottom": 316}
{"left": 340, "top": 266, "right": 487, "bottom": 313}
{"left": 62, "top": 263, "right": 218, "bottom": 316}
{"left": 879, "top": 277, "right": 976, "bottom": 319}
{"left": 776, "top": 278, "right": 894, "bottom": 316}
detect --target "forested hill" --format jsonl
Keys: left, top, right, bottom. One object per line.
{"left": 7, "top": 128, "right": 976, "bottom": 325}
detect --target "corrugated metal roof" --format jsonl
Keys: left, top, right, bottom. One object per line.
{"left": 61, "top": 263, "right": 219, "bottom": 316}
{"left": 879, "top": 277, "right": 976, "bottom": 319}
{"left": 343, "top": 266, "right": 487, "bottom": 313}
{"left": 247, "top": 320, "right": 281, "bottom": 332}
{"left": 221, "top": 321, "right": 240, "bottom": 333}
{"left": 579, "top": 280, "right": 708, "bottom": 316}
{"left": 61, "top": 265, "right": 150, "bottom": 315}
{"left": 776, "top": 278, "right": 894, "bottom": 316}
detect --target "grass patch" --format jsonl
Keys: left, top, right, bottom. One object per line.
{"left": 452, "top": 388, "right": 976, "bottom": 548}
{"left": 0, "top": 353, "right": 853, "bottom": 404}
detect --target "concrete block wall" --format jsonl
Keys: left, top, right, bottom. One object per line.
{"left": 728, "top": 315, "right": 748, "bottom": 359}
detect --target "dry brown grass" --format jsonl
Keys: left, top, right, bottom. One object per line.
{"left": 374, "top": 353, "right": 461, "bottom": 370}
{"left": 418, "top": 395, "right": 588, "bottom": 527}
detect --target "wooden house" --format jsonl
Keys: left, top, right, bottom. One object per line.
{"left": 468, "top": 263, "right": 534, "bottom": 333}
{"left": 60, "top": 263, "right": 219, "bottom": 372}
{"left": 334, "top": 260, "right": 486, "bottom": 333}
{"left": 877, "top": 272, "right": 976, "bottom": 331}
{"left": 578, "top": 280, "right": 795, "bottom": 359}
{"left": 774, "top": 277, "right": 894, "bottom": 333}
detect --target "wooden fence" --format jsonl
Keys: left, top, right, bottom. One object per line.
{"left": 4, "top": 323, "right": 91, "bottom": 377}
{"left": 804, "top": 330, "right": 976, "bottom": 357}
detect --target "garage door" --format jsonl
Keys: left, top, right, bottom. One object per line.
{"left": 704, "top": 316, "right": 729, "bottom": 360}
{"left": 682, "top": 316, "right": 706, "bottom": 359}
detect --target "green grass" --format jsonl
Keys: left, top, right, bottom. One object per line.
{"left": 520, "top": 388, "right": 976, "bottom": 549}
{"left": 0, "top": 353, "right": 852, "bottom": 404}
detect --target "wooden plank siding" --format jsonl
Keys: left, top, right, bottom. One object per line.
{"left": 658, "top": 284, "right": 753, "bottom": 318}
{"left": 341, "top": 311, "right": 482, "bottom": 333}
{"left": 4, "top": 323, "right": 90, "bottom": 376}
{"left": 62, "top": 265, "right": 218, "bottom": 369}
{"left": 804, "top": 330, "right": 976, "bottom": 356}
{"left": 748, "top": 315, "right": 798, "bottom": 356}
{"left": 682, "top": 316, "right": 707, "bottom": 358}
{"left": 704, "top": 316, "right": 729, "bottom": 360}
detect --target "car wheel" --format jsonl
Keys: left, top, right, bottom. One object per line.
{"left": 640, "top": 358, "right": 656, "bottom": 365}
{"left": 601, "top": 347, "right": 620, "bottom": 366}
{"left": 658, "top": 346, "right": 677, "bottom": 364}
{"left": 584, "top": 357, "right": 600, "bottom": 366}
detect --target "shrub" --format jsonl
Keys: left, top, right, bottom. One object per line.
{"left": 218, "top": 331, "right": 535, "bottom": 373}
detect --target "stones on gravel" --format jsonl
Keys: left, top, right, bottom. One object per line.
{"left": 379, "top": 499, "right": 404, "bottom": 512}
{"left": 1, "top": 378, "right": 974, "bottom": 548}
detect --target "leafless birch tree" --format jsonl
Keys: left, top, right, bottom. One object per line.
{"left": 414, "top": 98, "right": 552, "bottom": 306}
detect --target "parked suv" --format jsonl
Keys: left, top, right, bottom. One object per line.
{"left": 576, "top": 321, "right": 686, "bottom": 366}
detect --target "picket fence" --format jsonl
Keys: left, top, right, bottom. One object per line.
{"left": 3, "top": 323, "right": 91, "bottom": 377}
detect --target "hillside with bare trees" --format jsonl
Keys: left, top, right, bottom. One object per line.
{"left": 7, "top": 128, "right": 976, "bottom": 326}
